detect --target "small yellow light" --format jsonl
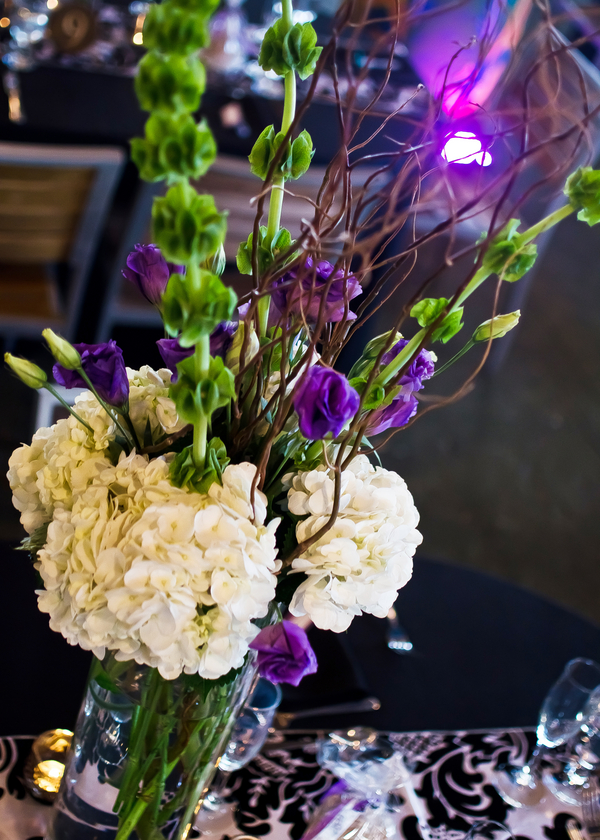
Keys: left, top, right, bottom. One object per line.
{"left": 0, "top": 16, "right": 9, "bottom": 25}
{"left": 132, "top": 31, "right": 143, "bottom": 44}
{"left": 47, "top": 0, "right": 58, "bottom": 8}
{"left": 33, "top": 759, "right": 65, "bottom": 794}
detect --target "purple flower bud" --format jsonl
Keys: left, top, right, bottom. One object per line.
{"left": 53, "top": 340, "right": 129, "bottom": 407}
{"left": 250, "top": 621, "right": 318, "bottom": 686}
{"left": 294, "top": 366, "right": 360, "bottom": 440}
{"left": 156, "top": 338, "right": 193, "bottom": 382}
{"left": 271, "top": 257, "right": 362, "bottom": 324}
{"left": 365, "top": 393, "right": 418, "bottom": 436}
{"left": 157, "top": 322, "right": 237, "bottom": 382}
{"left": 122, "top": 244, "right": 185, "bottom": 306}
{"left": 381, "top": 339, "right": 435, "bottom": 397}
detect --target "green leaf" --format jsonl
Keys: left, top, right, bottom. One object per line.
{"left": 16, "top": 523, "right": 49, "bottom": 560}
{"left": 411, "top": 297, "right": 463, "bottom": 343}
{"left": 169, "top": 437, "right": 230, "bottom": 493}
{"left": 564, "top": 166, "right": 600, "bottom": 225}
{"left": 479, "top": 219, "right": 537, "bottom": 281}
{"left": 411, "top": 297, "right": 449, "bottom": 327}
{"left": 249, "top": 125, "right": 275, "bottom": 179}
{"left": 236, "top": 226, "right": 295, "bottom": 275}
{"left": 431, "top": 309, "right": 464, "bottom": 343}
{"left": 290, "top": 130, "right": 314, "bottom": 179}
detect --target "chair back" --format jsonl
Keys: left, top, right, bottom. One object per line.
{"left": 0, "top": 142, "right": 125, "bottom": 340}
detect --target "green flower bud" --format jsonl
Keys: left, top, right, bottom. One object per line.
{"left": 42, "top": 329, "right": 81, "bottom": 369}
{"left": 259, "top": 19, "right": 322, "bottom": 80}
{"left": 225, "top": 323, "right": 260, "bottom": 375}
{"left": 564, "top": 166, "right": 600, "bottom": 225}
{"left": 135, "top": 53, "right": 205, "bottom": 115}
{"left": 473, "top": 311, "right": 521, "bottom": 342}
{"left": 143, "top": 4, "right": 209, "bottom": 56}
{"left": 5, "top": 353, "right": 47, "bottom": 389}
{"left": 152, "top": 182, "right": 227, "bottom": 264}
{"left": 131, "top": 114, "right": 216, "bottom": 183}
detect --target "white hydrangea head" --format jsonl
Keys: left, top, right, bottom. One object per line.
{"left": 126, "top": 366, "right": 186, "bottom": 439}
{"left": 7, "top": 366, "right": 186, "bottom": 535}
{"left": 35, "top": 454, "right": 280, "bottom": 680}
{"left": 286, "top": 455, "right": 421, "bottom": 632}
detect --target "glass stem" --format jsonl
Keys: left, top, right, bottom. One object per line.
{"left": 211, "top": 768, "right": 232, "bottom": 798}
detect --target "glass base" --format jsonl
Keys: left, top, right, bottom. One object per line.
{"left": 542, "top": 766, "right": 585, "bottom": 806}
{"left": 492, "top": 765, "right": 546, "bottom": 808}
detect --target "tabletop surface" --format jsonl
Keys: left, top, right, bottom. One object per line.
{"left": 2, "top": 541, "right": 600, "bottom": 737}
{"left": 0, "top": 728, "right": 582, "bottom": 840}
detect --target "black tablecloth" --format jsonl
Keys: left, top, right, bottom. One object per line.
{"left": 2, "top": 539, "right": 599, "bottom": 736}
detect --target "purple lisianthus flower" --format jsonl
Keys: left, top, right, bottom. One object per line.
{"left": 381, "top": 339, "right": 435, "bottom": 396}
{"left": 122, "top": 244, "right": 185, "bottom": 305}
{"left": 53, "top": 340, "right": 129, "bottom": 407}
{"left": 294, "top": 366, "right": 360, "bottom": 440}
{"left": 365, "top": 340, "right": 435, "bottom": 435}
{"left": 365, "top": 393, "right": 418, "bottom": 435}
{"left": 271, "top": 257, "right": 362, "bottom": 324}
{"left": 250, "top": 621, "right": 318, "bottom": 686}
{"left": 157, "top": 322, "right": 237, "bottom": 382}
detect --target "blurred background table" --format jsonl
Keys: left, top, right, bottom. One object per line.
{"left": 2, "top": 544, "right": 599, "bottom": 737}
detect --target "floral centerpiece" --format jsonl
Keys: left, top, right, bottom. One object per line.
{"left": 7, "top": 0, "right": 600, "bottom": 836}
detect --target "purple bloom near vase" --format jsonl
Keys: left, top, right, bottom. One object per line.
{"left": 271, "top": 258, "right": 362, "bottom": 324}
{"left": 123, "top": 244, "right": 185, "bottom": 305}
{"left": 53, "top": 341, "right": 129, "bottom": 407}
{"left": 294, "top": 366, "right": 360, "bottom": 440}
{"left": 250, "top": 620, "right": 318, "bottom": 686}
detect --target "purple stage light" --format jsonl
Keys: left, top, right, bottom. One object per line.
{"left": 441, "top": 132, "right": 492, "bottom": 166}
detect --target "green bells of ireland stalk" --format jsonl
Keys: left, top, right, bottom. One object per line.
{"left": 129, "top": 0, "right": 237, "bottom": 477}
{"left": 372, "top": 168, "right": 600, "bottom": 391}
{"left": 237, "top": 0, "right": 321, "bottom": 334}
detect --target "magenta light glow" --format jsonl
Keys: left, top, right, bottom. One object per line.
{"left": 441, "top": 132, "right": 492, "bottom": 166}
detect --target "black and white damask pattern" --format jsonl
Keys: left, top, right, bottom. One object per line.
{"left": 0, "top": 730, "right": 583, "bottom": 840}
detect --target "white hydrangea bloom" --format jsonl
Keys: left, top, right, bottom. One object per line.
{"left": 7, "top": 367, "right": 185, "bottom": 534}
{"left": 127, "top": 366, "right": 186, "bottom": 439}
{"left": 7, "top": 419, "right": 113, "bottom": 534}
{"left": 36, "top": 454, "right": 280, "bottom": 680}
{"left": 286, "top": 455, "right": 421, "bottom": 632}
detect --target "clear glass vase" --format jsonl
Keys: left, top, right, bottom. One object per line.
{"left": 46, "top": 653, "right": 257, "bottom": 840}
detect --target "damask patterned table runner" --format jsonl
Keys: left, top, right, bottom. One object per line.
{"left": 0, "top": 729, "right": 582, "bottom": 840}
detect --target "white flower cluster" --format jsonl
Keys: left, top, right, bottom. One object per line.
{"left": 286, "top": 455, "right": 422, "bottom": 632}
{"left": 7, "top": 367, "right": 184, "bottom": 535}
{"left": 36, "top": 454, "right": 280, "bottom": 680}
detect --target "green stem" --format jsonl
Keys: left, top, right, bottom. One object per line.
{"left": 43, "top": 383, "right": 94, "bottom": 433}
{"left": 192, "top": 335, "right": 210, "bottom": 470}
{"left": 260, "top": 0, "right": 296, "bottom": 336}
{"left": 376, "top": 203, "right": 575, "bottom": 388}
{"left": 520, "top": 202, "right": 574, "bottom": 244}
{"left": 432, "top": 338, "right": 475, "bottom": 377}
{"left": 77, "top": 369, "right": 135, "bottom": 448}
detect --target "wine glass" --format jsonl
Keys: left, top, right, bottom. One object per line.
{"left": 543, "top": 685, "right": 600, "bottom": 804}
{"left": 494, "top": 658, "right": 600, "bottom": 807}
{"left": 195, "top": 677, "right": 282, "bottom": 828}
